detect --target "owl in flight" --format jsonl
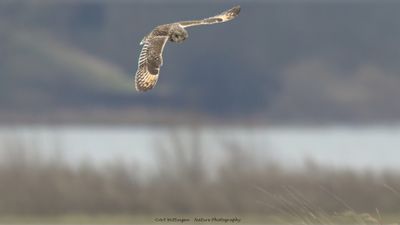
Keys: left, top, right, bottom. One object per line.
{"left": 134, "top": 5, "right": 241, "bottom": 92}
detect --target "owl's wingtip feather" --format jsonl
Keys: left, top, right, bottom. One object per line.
{"left": 219, "top": 5, "right": 240, "bottom": 20}
{"left": 135, "top": 83, "right": 152, "bottom": 92}
{"left": 228, "top": 5, "right": 241, "bottom": 16}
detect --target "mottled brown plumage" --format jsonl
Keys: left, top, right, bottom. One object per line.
{"left": 135, "top": 5, "right": 241, "bottom": 92}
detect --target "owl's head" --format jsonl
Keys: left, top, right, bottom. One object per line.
{"left": 169, "top": 25, "right": 188, "bottom": 43}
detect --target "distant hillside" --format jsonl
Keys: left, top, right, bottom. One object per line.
{"left": 1, "top": 2, "right": 400, "bottom": 123}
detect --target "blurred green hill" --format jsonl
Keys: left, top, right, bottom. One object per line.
{"left": 1, "top": 2, "right": 400, "bottom": 123}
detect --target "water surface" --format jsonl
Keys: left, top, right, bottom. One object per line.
{"left": 0, "top": 125, "right": 399, "bottom": 171}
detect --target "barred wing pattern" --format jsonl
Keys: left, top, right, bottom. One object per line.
{"left": 135, "top": 36, "right": 168, "bottom": 91}
{"left": 178, "top": 6, "right": 240, "bottom": 28}
{"left": 134, "top": 5, "right": 240, "bottom": 92}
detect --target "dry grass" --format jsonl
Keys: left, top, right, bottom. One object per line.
{"left": 0, "top": 131, "right": 399, "bottom": 225}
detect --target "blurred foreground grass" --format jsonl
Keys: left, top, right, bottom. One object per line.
{"left": 0, "top": 213, "right": 399, "bottom": 224}
{"left": 0, "top": 131, "right": 400, "bottom": 224}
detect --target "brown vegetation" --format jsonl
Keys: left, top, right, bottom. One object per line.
{"left": 0, "top": 134, "right": 399, "bottom": 216}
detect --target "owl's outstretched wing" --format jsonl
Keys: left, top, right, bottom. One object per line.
{"left": 178, "top": 5, "right": 240, "bottom": 28}
{"left": 135, "top": 35, "right": 168, "bottom": 92}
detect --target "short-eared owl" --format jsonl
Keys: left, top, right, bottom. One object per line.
{"left": 134, "top": 5, "right": 241, "bottom": 92}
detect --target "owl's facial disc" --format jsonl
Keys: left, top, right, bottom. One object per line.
{"left": 170, "top": 28, "right": 188, "bottom": 43}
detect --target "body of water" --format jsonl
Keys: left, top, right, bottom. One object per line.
{"left": 0, "top": 125, "right": 399, "bottom": 171}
